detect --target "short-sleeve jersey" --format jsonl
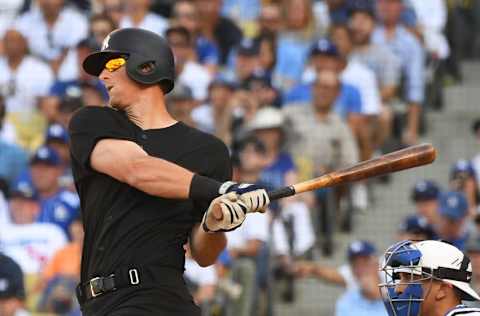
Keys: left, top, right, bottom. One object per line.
{"left": 68, "top": 106, "right": 231, "bottom": 306}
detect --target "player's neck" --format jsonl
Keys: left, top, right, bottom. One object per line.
{"left": 127, "top": 89, "right": 177, "bottom": 130}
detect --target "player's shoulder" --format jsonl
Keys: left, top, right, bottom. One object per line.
{"left": 445, "top": 306, "right": 480, "bottom": 316}
{"left": 68, "top": 106, "right": 130, "bottom": 132}
{"left": 182, "top": 123, "right": 229, "bottom": 154}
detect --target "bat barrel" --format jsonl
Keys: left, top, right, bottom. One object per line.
{"left": 267, "top": 143, "right": 436, "bottom": 201}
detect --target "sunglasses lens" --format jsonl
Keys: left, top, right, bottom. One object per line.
{"left": 105, "top": 58, "right": 126, "bottom": 72}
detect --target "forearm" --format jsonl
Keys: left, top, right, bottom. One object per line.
{"left": 406, "top": 102, "right": 421, "bottom": 135}
{"left": 313, "top": 266, "right": 347, "bottom": 286}
{"left": 190, "top": 224, "right": 226, "bottom": 267}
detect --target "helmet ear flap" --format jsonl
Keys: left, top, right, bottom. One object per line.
{"left": 125, "top": 53, "right": 175, "bottom": 93}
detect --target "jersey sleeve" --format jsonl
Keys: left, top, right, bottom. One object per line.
{"left": 191, "top": 139, "right": 232, "bottom": 222}
{"left": 68, "top": 107, "right": 136, "bottom": 174}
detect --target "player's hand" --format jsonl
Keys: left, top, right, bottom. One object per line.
{"left": 219, "top": 181, "right": 270, "bottom": 213}
{"left": 292, "top": 261, "right": 316, "bottom": 278}
{"left": 201, "top": 192, "right": 248, "bottom": 233}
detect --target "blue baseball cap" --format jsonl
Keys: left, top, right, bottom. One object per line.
{"left": 310, "top": 38, "right": 339, "bottom": 58}
{"left": 30, "top": 146, "right": 62, "bottom": 166}
{"left": 10, "top": 177, "right": 37, "bottom": 200}
{"left": 411, "top": 180, "right": 441, "bottom": 201}
{"left": 450, "top": 160, "right": 476, "bottom": 179}
{"left": 347, "top": 240, "right": 376, "bottom": 261}
{"left": 0, "top": 254, "right": 25, "bottom": 299}
{"left": 438, "top": 191, "right": 469, "bottom": 221}
{"left": 347, "top": 0, "right": 376, "bottom": 17}
{"left": 399, "top": 215, "right": 436, "bottom": 239}
{"left": 46, "top": 123, "right": 69, "bottom": 144}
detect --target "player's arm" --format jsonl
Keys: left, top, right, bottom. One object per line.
{"left": 91, "top": 139, "right": 199, "bottom": 199}
{"left": 189, "top": 224, "right": 226, "bottom": 267}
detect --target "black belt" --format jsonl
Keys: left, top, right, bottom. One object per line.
{"left": 76, "top": 265, "right": 180, "bottom": 305}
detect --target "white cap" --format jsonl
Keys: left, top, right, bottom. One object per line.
{"left": 246, "top": 107, "right": 285, "bottom": 131}
{"left": 401, "top": 240, "right": 480, "bottom": 301}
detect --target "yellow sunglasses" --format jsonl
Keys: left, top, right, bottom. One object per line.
{"left": 104, "top": 57, "right": 126, "bottom": 72}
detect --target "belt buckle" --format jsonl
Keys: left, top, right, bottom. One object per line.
{"left": 89, "top": 277, "right": 103, "bottom": 298}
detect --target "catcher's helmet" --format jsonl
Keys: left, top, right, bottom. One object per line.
{"left": 83, "top": 28, "right": 175, "bottom": 93}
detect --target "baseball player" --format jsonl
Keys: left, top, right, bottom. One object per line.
{"left": 380, "top": 240, "right": 480, "bottom": 316}
{"left": 68, "top": 28, "right": 269, "bottom": 315}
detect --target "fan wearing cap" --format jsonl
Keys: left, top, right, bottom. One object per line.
{"left": 29, "top": 146, "right": 80, "bottom": 239}
{"left": 466, "top": 234, "right": 480, "bottom": 308}
{"left": 398, "top": 215, "right": 437, "bottom": 242}
{"left": 380, "top": 240, "right": 480, "bottom": 316}
{"left": 449, "top": 160, "right": 479, "bottom": 218}
{"left": 166, "top": 84, "right": 196, "bottom": 128}
{"left": 1, "top": 177, "right": 67, "bottom": 275}
{"left": 70, "top": 28, "right": 269, "bottom": 315}
{"left": 436, "top": 191, "right": 470, "bottom": 251}
{"left": 0, "top": 253, "right": 28, "bottom": 316}
{"left": 411, "top": 179, "right": 441, "bottom": 228}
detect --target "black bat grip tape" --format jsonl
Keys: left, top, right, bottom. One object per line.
{"left": 267, "top": 186, "right": 296, "bottom": 201}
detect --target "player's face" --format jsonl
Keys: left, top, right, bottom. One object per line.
{"left": 99, "top": 61, "right": 144, "bottom": 110}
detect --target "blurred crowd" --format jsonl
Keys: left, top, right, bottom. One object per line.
{"left": 1, "top": 0, "right": 480, "bottom": 315}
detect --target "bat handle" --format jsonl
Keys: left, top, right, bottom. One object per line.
{"left": 268, "top": 186, "right": 296, "bottom": 201}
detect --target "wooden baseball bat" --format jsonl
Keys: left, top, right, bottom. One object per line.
{"left": 212, "top": 143, "right": 436, "bottom": 220}
{"left": 267, "top": 143, "right": 437, "bottom": 201}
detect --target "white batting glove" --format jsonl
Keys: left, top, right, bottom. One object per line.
{"left": 219, "top": 182, "right": 270, "bottom": 213}
{"left": 201, "top": 192, "right": 248, "bottom": 233}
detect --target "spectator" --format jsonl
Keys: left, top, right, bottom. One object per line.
{"left": 348, "top": 0, "right": 402, "bottom": 148}
{"left": 231, "top": 39, "right": 263, "bottom": 86}
{"left": 283, "top": 70, "right": 359, "bottom": 178}
{"left": 166, "top": 26, "right": 212, "bottom": 101}
{"left": 257, "top": 33, "right": 277, "bottom": 78}
{"left": 192, "top": 77, "right": 237, "bottom": 145}
{"left": 119, "top": 0, "right": 169, "bottom": 35}
{"left": 40, "top": 215, "right": 82, "bottom": 286}
{"left": 14, "top": 0, "right": 88, "bottom": 74}
{"left": 30, "top": 146, "right": 80, "bottom": 238}
{"left": 410, "top": 179, "right": 441, "bottom": 227}
{"left": 286, "top": 40, "right": 371, "bottom": 160}
{"left": 0, "top": 97, "right": 28, "bottom": 189}
{"left": 246, "top": 107, "right": 315, "bottom": 256}
{"left": 242, "top": 73, "right": 280, "bottom": 108}
{"left": 397, "top": 214, "right": 437, "bottom": 241}
{"left": 436, "top": 191, "right": 470, "bottom": 251}
{"left": 326, "top": 0, "right": 350, "bottom": 25}
{"left": 409, "top": 0, "right": 450, "bottom": 60}
{"left": 0, "top": 253, "right": 29, "bottom": 316}
{"left": 194, "top": 0, "right": 243, "bottom": 65}
{"left": 1, "top": 178, "right": 67, "bottom": 274}
{"left": 56, "top": 96, "right": 84, "bottom": 130}
{"left": 334, "top": 241, "right": 385, "bottom": 316}
{"left": 227, "top": 137, "right": 269, "bottom": 316}
{"left": 166, "top": 84, "right": 196, "bottom": 128}
{"left": 273, "top": 0, "right": 317, "bottom": 92}
{"left": 374, "top": 0, "right": 426, "bottom": 145}
{"left": 330, "top": 24, "right": 382, "bottom": 117}
{"left": 89, "top": 14, "right": 117, "bottom": 49}
{"left": 297, "top": 240, "right": 376, "bottom": 286}
{"left": 449, "top": 160, "right": 479, "bottom": 217}
{"left": 96, "top": 0, "right": 124, "bottom": 27}
{"left": 44, "top": 123, "right": 74, "bottom": 190}
{"left": 348, "top": 0, "right": 402, "bottom": 103}
{"left": 0, "top": 28, "right": 54, "bottom": 150}
{"left": 172, "top": 0, "right": 220, "bottom": 73}
{"left": 0, "top": 0, "right": 23, "bottom": 40}
{"left": 258, "top": 3, "right": 283, "bottom": 37}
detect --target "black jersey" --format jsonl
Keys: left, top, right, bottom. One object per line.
{"left": 68, "top": 106, "right": 231, "bottom": 315}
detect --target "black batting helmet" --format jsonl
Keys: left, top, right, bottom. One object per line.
{"left": 83, "top": 28, "right": 175, "bottom": 93}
